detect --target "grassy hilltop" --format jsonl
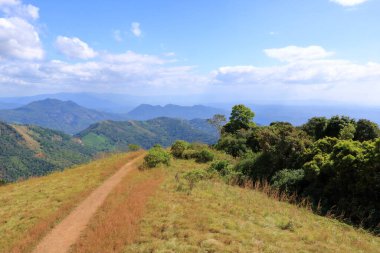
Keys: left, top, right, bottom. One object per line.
{"left": 0, "top": 148, "right": 379, "bottom": 253}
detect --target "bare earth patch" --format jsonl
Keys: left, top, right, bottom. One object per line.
{"left": 31, "top": 154, "right": 144, "bottom": 253}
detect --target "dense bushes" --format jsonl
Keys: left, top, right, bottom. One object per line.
{"left": 214, "top": 105, "right": 380, "bottom": 233}
{"left": 171, "top": 140, "right": 190, "bottom": 158}
{"left": 143, "top": 145, "right": 171, "bottom": 168}
{"left": 170, "top": 141, "right": 214, "bottom": 163}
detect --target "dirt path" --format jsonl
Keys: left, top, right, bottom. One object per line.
{"left": 31, "top": 155, "right": 143, "bottom": 253}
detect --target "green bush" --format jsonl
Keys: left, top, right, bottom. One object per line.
{"left": 271, "top": 169, "right": 305, "bottom": 193}
{"left": 183, "top": 169, "right": 209, "bottom": 190}
{"left": 171, "top": 140, "right": 190, "bottom": 158}
{"left": 209, "top": 160, "right": 230, "bottom": 176}
{"left": 182, "top": 149, "right": 198, "bottom": 159}
{"left": 143, "top": 146, "right": 171, "bottom": 168}
{"left": 194, "top": 149, "right": 215, "bottom": 163}
{"left": 128, "top": 144, "right": 141, "bottom": 151}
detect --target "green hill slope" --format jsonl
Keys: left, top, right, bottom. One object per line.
{"left": 77, "top": 117, "right": 218, "bottom": 151}
{"left": 0, "top": 99, "right": 121, "bottom": 134}
{"left": 0, "top": 121, "right": 95, "bottom": 182}
{"left": 124, "top": 157, "right": 380, "bottom": 253}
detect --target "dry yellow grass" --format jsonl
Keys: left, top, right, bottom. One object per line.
{"left": 124, "top": 159, "right": 380, "bottom": 253}
{"left": 0, "top": 151, "right": 142, "bottom": 253}
{"left": 12, "top": 125, "right": 41, "bottom": 151}
{"left": 70, "top": 163, "right": 164, "bottom": 253}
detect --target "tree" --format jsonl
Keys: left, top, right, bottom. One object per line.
{"left": 354, "top": 119, "right": 380, "bottom": 141}
{"left": 339, "top": 123, "right": 356, "bottom": 140}
{"left": 223, "top": 104, "right": 255, "bottom": 133}
{"left": 207, "top": 114, "right": 227, "bottom": 134}
{"left": 325, "top": 116, "right": 356, "bottom": 138}
{"left": 302, "top": 117, "right": 328, "bottom": 140}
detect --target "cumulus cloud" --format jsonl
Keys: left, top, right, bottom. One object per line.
{"left": 214, "top": 46, "right": 380, "bottom": 85}
{"left": 131, "top": 22, "right": 142, "bottom": 37}
{"left": 330, "top": 0, "right": 369, "bottom": 6}
{"left": 0, "top": 49, "right": 207, "bottom": 95}
{"left": 211, "top": 45, "right": 380, "bottom": 105}
{"left": 55, "top": 36, "right": 98, "bottom": 60}
{"left": 0, "top": 0, "right": 43, "bottom": 60}
{"left": 0, "top": 0, "right": 39, "bottom": 20}
{"left": 264, "top": 45, "right": 334, "bottom": 62}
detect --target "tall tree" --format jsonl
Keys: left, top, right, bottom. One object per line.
{"left": 354, "top": 119, "right": 380, "bottom": 141}
{"left": 223, "top": 104, "right": 255, "bottom": 133}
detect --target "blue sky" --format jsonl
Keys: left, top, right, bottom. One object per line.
{"left": 0, "top": 0, "right": 380, "bottom": 105}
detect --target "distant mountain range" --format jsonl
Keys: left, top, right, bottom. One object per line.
{"left": 0, "top": 99, "right": 224, "bottom": 134}
{"left": 126, "top": 104, "right": 227, "bottom": 120}
{"left": 76, "top": 117, "right": 218, "bottom": 150}
{"left": 0, "top": 99, "right": 122, "bottom": 134}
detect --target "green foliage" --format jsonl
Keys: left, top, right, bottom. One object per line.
{"left": 183, "top": 169, "right": 210, "bottom": 191}
{"left": 271, "top": 169, "right": 305, "bottom": 193}
{"left": 171, "top": 140, "right": 190, "bottom": 158}
{"left": 223, "top": 104, "right": 255, "bottom": 134}
{"left": 339, "top": 123, "right": 356, "bottom": 140}
{"left": 127, "top": 144, "right": 141, "bottom": 151}
{"left": 194, "top": 149, "right": 214, "bottom": 163}
{"left": 143, "top": 146, "right": 171, "bottom": 168}
{"left": 216, "top": 132, "right": 249, "bottom": 157}
{"left": 325, "top": 116, "right": 356, "bottom": 138}
{"left": 302, "top": 117, "right": 328, "bottom": 140}
{"left": 354, "top": 119, "right": 380, "bottom": 141}
{"left": 216, "top": 104, "right": 380, "bottom": 232}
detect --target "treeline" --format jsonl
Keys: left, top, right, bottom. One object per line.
{"left": 215, "top": 105, "right": 380, "bottom": 233}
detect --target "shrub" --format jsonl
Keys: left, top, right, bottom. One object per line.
{"left": 171, "top": 140, "right": 190, "bottom": 158}
{"left": 194, "top": 149, "right": 214, "bottom": 163}
{"left": 182, "top": 149, "right": 198, "bottom": 159}
{"left": 271, "top": 169, "right": 305, "bottom": 193}
{"left": 143, "top": 146, "right": 171, "bottom": 168}
{"left": 209, "top": 160, "right": 230, "bottom": 176}
{"left": 128, "top": 144, "right": 141, "bottom": 151}
{"left": 183, "top": 169, "right": 209, "bottom": 190}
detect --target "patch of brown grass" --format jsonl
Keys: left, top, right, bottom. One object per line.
{"left": 70, "top": 166, "right": 164, "bottom": 253}
{"left": 0, "top": 151, "right": 143, "bottom": 253}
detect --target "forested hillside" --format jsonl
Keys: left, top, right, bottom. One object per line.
{"left": 215, "top": 105, "right": 380, "bottom": 233}
{"left": 0, "top": 121, "right": 94, "bottom": 182}
{"left": 77, "top": 117, "right": 218, "bottom": 151}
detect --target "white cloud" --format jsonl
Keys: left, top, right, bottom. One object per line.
{"left": 0, "top": 17, "right": 43, "bottom": 60}
{"left": 55, "top": 36, "right": 98, "bottom": 60}
{"left": 0, "top": 50, "right": 207, "bottom": 95}
{"left": 0, "top": 0, "right": 39, "bottom": 20}
{"left": 330, "top": 0, "right": 368, "bottom": 6}
{"left": 131, "top": 22, "right": 142, "bottom": 37}
{"left": 264, "top": 45, "right": 334, "bottom": 62}
{"left": 211, "top": 45, "right": 380, "bottom": 105}
{"left": 0, "top": 0, "right": 42, "bottom": 60}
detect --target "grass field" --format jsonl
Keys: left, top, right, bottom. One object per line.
{"left": 0, "top": 151, "right": 142, "bottom": 253}
{"left": 1, "top": 150, "right": 379, "bottom": 253}
{"left": 124, "top": 158, "right": 380, "bottom": 253}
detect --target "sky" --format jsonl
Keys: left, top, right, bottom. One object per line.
{"left": 0, "top": 0, "right": 380, "bottom": 105}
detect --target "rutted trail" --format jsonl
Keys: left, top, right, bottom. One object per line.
{"left": 31, "top": 154, "right": 143, "bottom": 253}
